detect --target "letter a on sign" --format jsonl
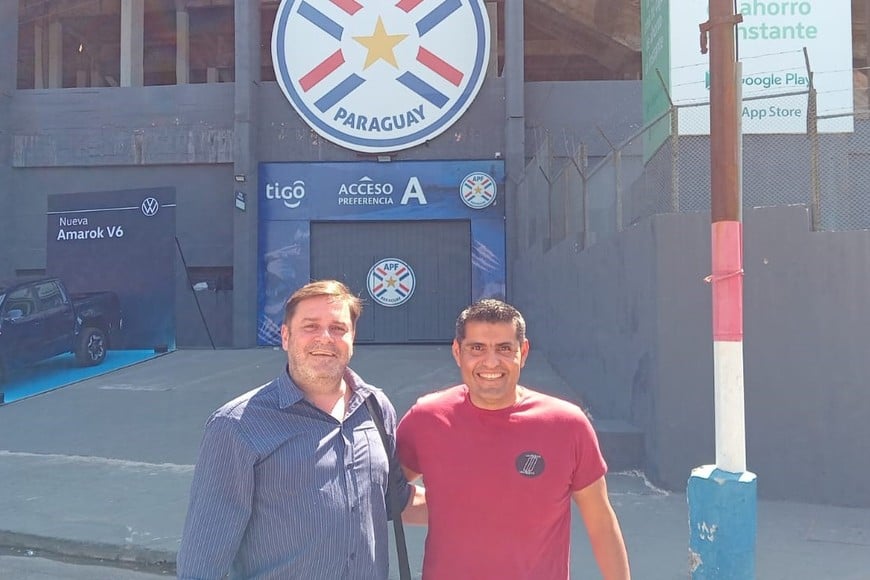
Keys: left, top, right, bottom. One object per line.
{"left": 400, "top": 177, "right": 427, "bottom": 205}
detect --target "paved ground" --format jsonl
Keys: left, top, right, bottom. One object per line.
{"left": 1, "top": 346, "right": 868, "bottom": 579}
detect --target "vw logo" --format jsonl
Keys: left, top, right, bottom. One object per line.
{"left": 272, "top": 0, "right": 490, "bottom": 153}
{"left": 141, "top": 197, "right": 160, "bottom": 216}
{"left": 460, "top": 171, "right": 496, "bottom": 209}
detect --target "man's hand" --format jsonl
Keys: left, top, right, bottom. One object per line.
{"left": 401, "top": 467, "right": 428, "bottom": 525}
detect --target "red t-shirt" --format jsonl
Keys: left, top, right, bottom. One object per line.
{"left": 397, "top": 385, "right": 607, "bottom": 580}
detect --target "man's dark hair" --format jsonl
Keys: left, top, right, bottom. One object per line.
{"left": 283, "top": 280, "right": 362, "bottom": 328}
{"left": 455, "top": 299, "right": 526, "bottom": 343}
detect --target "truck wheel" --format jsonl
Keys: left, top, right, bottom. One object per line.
{"left": 76, "top": 327, "right": 107, "bottom": 366}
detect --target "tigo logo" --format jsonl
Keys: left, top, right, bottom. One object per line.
{"left": 265, "top": 180, "right": 307, "bottom": 209}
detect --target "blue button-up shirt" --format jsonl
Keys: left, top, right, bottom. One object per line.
{"left": 177, "top": 367, "right": 409, "bottom": 580}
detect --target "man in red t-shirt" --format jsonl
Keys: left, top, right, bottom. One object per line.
{"left": 397, "top": 299, "right": 630, "bottom": 579}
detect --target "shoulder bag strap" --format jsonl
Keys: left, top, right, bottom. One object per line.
{"left": 365, "top": 395, "right": 412, "bottom": 580}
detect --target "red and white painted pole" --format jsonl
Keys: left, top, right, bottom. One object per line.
{"left": 710, "top": 218, "right": 745, "bottom": 472}
{"left": 688, "top": 2, "right": 757, "bottom": 578}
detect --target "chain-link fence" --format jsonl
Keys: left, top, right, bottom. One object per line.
{"left": 518, "top": 85, "right": 870, "bottom": 252}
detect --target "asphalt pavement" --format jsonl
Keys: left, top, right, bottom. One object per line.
{"left": 0, "top": 346, "right": 868, "bottom": 579}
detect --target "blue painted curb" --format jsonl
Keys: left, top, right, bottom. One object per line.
{"left": 0, "top": 349, "right": 169, "bottom": 405}
{"left": 688, "top": 465, "right": 757, "bottom": 579}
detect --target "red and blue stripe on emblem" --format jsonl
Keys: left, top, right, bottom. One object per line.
{"left": 395, "top": 0, "right": 465, "bottom": 107}
{"left": 296, "top": 0, "right": 471, "bottom": 113}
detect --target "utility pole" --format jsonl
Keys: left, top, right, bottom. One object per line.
{"left": 687, "top": 1, "right": 757, "bottom": 578}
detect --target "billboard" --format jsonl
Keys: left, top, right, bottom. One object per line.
{"left": 642, "top": 0, "right": 671, "bottom": 158}
{"left": 46, "top": 188, "right": 177, "bottom": 350}
{"left": 652, "top": 0, "right": 853, "bottom": 134}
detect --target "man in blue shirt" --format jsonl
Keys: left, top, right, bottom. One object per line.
{"left": 177, "top": 280, "right": 423, "bottom": 579}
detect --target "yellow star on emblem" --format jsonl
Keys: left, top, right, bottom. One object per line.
{"left": 386, "top": 277, "right": 397, "bottom": 288}
{"left": 353, "top": 17, "right": 408, "bottom": 69}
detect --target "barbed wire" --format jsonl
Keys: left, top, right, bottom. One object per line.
{"left": 668, "top": 48, "right": 805, "bottom": 72}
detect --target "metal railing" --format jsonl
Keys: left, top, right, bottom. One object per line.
{"left": 518, "top": 86, "right": 870, "bottom": 253}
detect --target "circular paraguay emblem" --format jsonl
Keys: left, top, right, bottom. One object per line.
{"left": 367, "top": 258, "right": 415, "bottom": 307}
{"left": 272, "top": 0, "right": 490, "bottom": 153}
{"left": 460, "top": 171, "right": 496, "bottom": 209}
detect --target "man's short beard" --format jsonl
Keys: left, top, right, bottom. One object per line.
{"left": 289, "top": 350, "right": 346, "bottom": 387}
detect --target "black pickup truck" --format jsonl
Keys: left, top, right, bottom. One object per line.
{"left": 0, "top": 277, "right": 122, "bottom": 385}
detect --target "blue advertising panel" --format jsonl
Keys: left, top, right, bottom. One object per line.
{"left": 258, "top": 159, "right": 505, "bottom": 345}
{"left": 259, "top": 220, "right": 311, "bottom": 345}
{"left": 46, "top": 188, "right": 176, "bottom": 350}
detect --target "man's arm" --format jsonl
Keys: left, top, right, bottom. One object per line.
{"left": 177, "top": 418, "right": 255, "bottom": 579}
{"left": 572, "top": 476, "right": 631, "bottom": 580}
{"left": 401, "top": 467, "right": 428, "bottom": 525}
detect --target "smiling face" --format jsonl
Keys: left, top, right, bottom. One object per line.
{"left": 453, "top": 320, "right": 529, "bottom": 410}
{"left": 282, "top": 295, "right": 355, "bottom": 391}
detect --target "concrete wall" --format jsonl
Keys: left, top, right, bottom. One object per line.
{"left": 0, "top": 1, "right": 17, "bottom": 280}
{"left": 524, "top": 81, "right": 643, "bottom": 159}
{"left": 3, "top": 83, "right": 236, "bottom": 345}
{"left": 10, "top": 85, "right": 235, "bottom": 168}
{"left": 514, "top": 205, "right": 870, "bottom": 507}
{"left": 742, "top": 206, "right": 870, "bottom": 507}
{"left": 256, "top": 80, "right": 506, "bottom": 163}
